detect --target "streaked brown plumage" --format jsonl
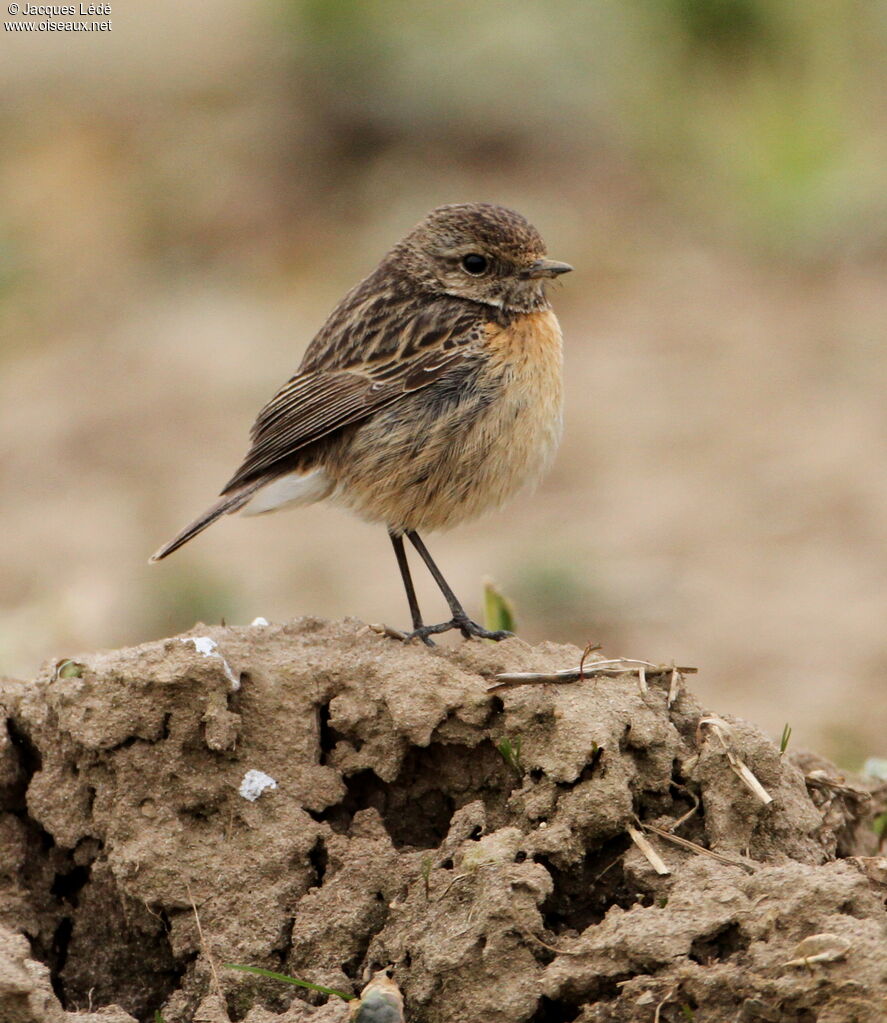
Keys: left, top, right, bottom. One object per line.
{"left": 151, "top": 203, "right": 571, "bottom": 643}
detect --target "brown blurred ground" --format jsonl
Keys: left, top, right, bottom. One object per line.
{"left": 0, "top": 1, "right": 885, "bottom": 762}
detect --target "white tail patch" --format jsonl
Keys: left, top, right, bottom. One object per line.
{"left": 241, "top": 469, "right": 334, "bottom": 516}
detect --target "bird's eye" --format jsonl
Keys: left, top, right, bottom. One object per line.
{"left": 460, "top": 253, "right": 488, "bottom": 276}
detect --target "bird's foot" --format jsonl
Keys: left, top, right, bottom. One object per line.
{"left": 391, "top": 615, "right": 513, "bottom": 646}
{"left": 453, "top": 615, "right": 513, "bottom": 642}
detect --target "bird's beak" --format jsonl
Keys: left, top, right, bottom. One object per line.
{"left": 524, "top": 258, "right": 574, "bottom": 279}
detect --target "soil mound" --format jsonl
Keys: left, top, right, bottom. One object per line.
{"left": 1, "top": 619, "right": 884, "bottom": 1023}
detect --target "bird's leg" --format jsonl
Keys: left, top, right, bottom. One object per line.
{"left": 405, "top": 530, "right": 512, "bottom": 642}
{"left": 388, "top": 530, "right": 433, "bottom": 646}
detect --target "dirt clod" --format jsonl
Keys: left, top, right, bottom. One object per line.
{"left": 1, "top": 619, "right": 884, "bottom": 1022}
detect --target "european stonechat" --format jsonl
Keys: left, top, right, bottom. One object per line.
{"left": 151, "top": 203, "right": 572, "bottom": 644}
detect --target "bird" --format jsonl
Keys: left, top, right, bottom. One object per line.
{"left": 349, "top": 967, "right": 404, "bottom": 1023}
{"left": 150, "top": 203, "right": 572, "bottom": 645}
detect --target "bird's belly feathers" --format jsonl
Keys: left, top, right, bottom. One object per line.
{"left": 327, "top": 308, "right": 564, "bottom": 532}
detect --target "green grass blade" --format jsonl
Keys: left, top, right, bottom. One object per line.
{"left": 497, "top": 735, "right": 524, "bottom": 776}
{"left": 224, "top": 963, "right": 354, "bottom": 1000}
{"left": 484, "top": 581, "right": 516, "bottom": 633}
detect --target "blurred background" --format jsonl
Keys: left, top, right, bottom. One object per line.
{"left": 1, "top": 0, "right": 885, "bottom": 762}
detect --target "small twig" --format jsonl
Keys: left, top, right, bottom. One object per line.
{"left": 626, "top": 823, "right": 671, "bottom": 876}
{"left": 637, "top": 665, "right": 647, "bottom": 695}
{"left": 639, "top": 822, "right": 758, "bottom": 874}
{"left": 488, "top": 660, "right": 697, "bottom": 692}
{"left": 187, "top": 883, "right": 223, "bottom": 1003}
{"left": 578, "top": 642, "right": 601, "bottom": 682}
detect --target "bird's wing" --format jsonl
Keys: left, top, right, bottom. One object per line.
{"left": 299, "top": 281, "right": 484, "bottom": 372}
{"left": 220, "top": 297, "right": 488, "bottom": 494}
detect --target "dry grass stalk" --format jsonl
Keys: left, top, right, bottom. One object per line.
{"left": 804, "top": 769, "right": 871, "bottom": 803}
{"left": 696, "top": 716, "right": 773, "bottom": 806}
{"left": 667, "top": 665, "right": 680, "bottom": 708}
{"left": 640, "top": 821, "right": 758, "bottom": 874}
{"left": 732, "top": 759, "right": 774, "bottom": 804}
{"left": 783, "top": 932, "right": 851, "bottom": 967}
{"left": 592, "top": 853, "right": 626, "bottom": 885}
{"left": 578, "top": 641, "right": 602, "bottom": 682}
{"left": 187, "top": 883, "right": 224, "bottom": 1004}
{"left": 520, "top": 927, "right": 585, "bottom": 957}
{"left": 488, "top": 658, "right": 697, "bottom": 692}
{"left": 368, "top": 623, "right": 411, "bottom": 641}
{"left": 626, "top": 823, "right": 671, "bottom": 875}
{"left": 654, "top": 987, "right": 678, "bottom": 1023}
{"left": 667, "top": 784, "right": 701, "bottom": 831}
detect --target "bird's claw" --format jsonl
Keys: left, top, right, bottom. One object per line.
{"left": 389, "top": 616, "right": 513, "bottom": 646}
{"left": 454, "top": 616, "right": 513, "bottom": 642}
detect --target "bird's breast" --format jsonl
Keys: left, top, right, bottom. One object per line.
{"left": 325, "top": 307, "right": 564, "bottom": 532}
{"left": 483, "top": 306, "right": 564, "bottom": 405}
{"left": 471, "top": 306, "right": 564, "bottom": 505}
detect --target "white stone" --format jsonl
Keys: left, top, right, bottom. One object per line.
{"left": 238, "top": 770, "right": 278, "bottom": 802}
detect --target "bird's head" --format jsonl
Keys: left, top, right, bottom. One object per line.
{"left": 396, "top": 202, "right": 572, "bottom": 313}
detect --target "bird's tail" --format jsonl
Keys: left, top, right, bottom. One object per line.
{"left": 149, "top": 483, "right": 261, "bottom": 562}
